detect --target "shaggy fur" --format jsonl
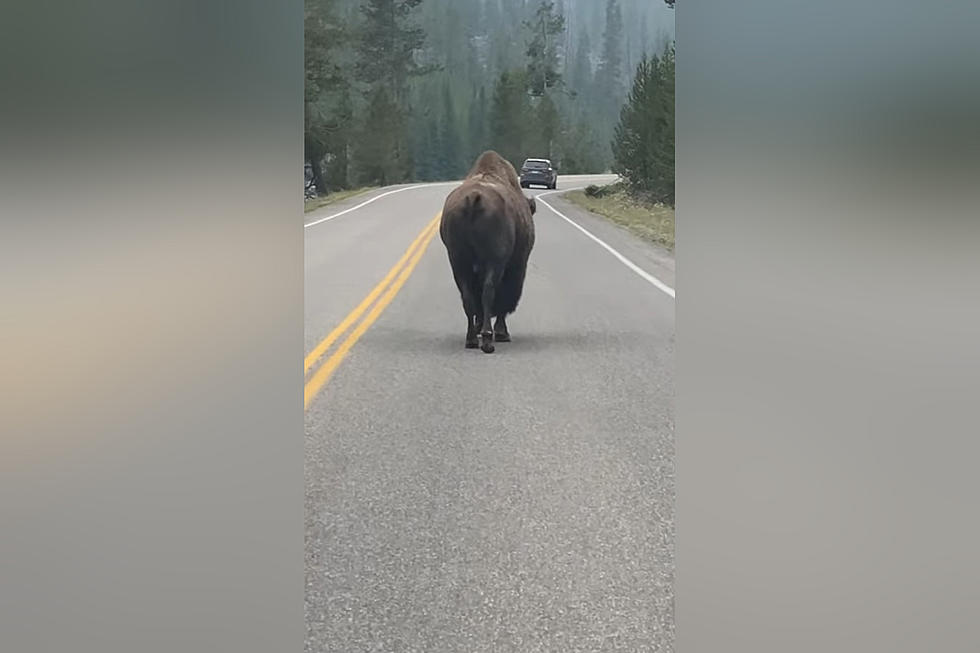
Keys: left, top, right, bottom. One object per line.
{"left": 440, "top": 151, "right": 536, "bottom": 352}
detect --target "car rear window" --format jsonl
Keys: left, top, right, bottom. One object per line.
{"left": 523, "top": 161, "right": 549, "bottom": 169}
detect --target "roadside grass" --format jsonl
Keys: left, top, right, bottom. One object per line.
{"left": 304, "top": 187, "right": 377, "bottom": 213}
{"left": 564, "top": 184, "right": 674, "bottom": 251}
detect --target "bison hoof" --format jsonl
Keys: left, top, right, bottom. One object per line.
{"left": 465, "top": 339, "right": 479, "bottom": 349}
{"left": 480, "top": 332, "right": 495, "bottom": 353}
{"left": 494, "top": 332, "right": 511, "bottom": 342}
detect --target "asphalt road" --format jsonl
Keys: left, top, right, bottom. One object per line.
{"left": 305, "top": 175, "right": 675, "bottom": 652}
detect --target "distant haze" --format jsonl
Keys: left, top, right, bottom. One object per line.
{"left": 305, "top": 0, "right": 674, "bottom": 189}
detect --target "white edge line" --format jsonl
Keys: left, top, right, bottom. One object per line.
{"left": 536, "top": 187, "right": 675, "bottom": 299}
{"left": 302, "top": 178, "right": 674, "bottom": 298}
{"left": 303, "top": 182, "right": 457, "bottom": 229}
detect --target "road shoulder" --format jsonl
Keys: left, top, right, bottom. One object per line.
{"left": 303, "top": 181, "right": 461, "bottom": 225}
{"left": 542, "top": 190, "right": 676, "bottom": 292}
{"left": 304, "top": 187, "right": 377, "bottom": 214}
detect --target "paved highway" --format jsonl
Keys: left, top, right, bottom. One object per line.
{"left": 305, "top": 175, "right": 675, "bottom": 652}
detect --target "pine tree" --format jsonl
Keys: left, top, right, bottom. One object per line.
{"left": 559, "top": 120, "right": 603, "bottom": 174}
{"left": 467, "top": 85, "right": 488, "bottom": 163}
{"left": 531, "top": 93, "right": 560, "bottom": 159}
{"left": 415, "top": 114, "right": 441, "bottom": 181}
{"left": 354, "top": 86, "right": 404, "bottom": 186}
{"left": 596, "top": 0, "right": 625, "bottom": 118}
{"left": 524, "top": 1, "right": 566, "bottom": 97}
{"left": 652, "top": 43, "right": 675, "bottom": 202}
{"left": 355, "top": 0, "right": 434, "bottom": 182}
{"left": 356, "top": 0, "right": 433, "bottom": 105}
{"left": 489, "top": 69, "right": 531, "bottom": 170}
{"left": 611, "top": 43, "right": 675, "bottom": 205}
{"left": 569, "top": 28, "right": 592, "bottom": 100}
{"left": 304, "top": 0, "right": 347, "bottom": 192}
{"left": 439, "top": 82, "right": 463, "bottom": 179}
{"left": 323, "top": 86, "right": 354, "bottom": 189}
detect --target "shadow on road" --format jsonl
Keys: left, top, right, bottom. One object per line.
{"left": 363, "top": 327, "right": 650, "bottom": 355}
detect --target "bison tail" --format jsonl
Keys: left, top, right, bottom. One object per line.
{"left": 463, "top": 191, "right": 482, "bottom": 214}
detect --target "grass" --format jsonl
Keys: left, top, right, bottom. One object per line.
{"left": 304, "top": 187, "right": 377, "bottom": 213}
{"left": 564, "top": 185, "right": 674, "bottom": 251}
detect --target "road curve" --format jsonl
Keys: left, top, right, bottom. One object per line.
{"left": 305, "top": 175, "right": 674, "bottom": 652}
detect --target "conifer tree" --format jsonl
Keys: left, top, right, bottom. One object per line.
{"left": 467, "top": 85, "right": 489, "bottom": 164}
{"left": 439, "top": 82, "right": 463, "bottom": 178}
{"left": 569, "top": 28, "right": 592, "bottom": 100}
{"left": 597, "top": 0, "right": 625, "bottom": 117}
{"left": 612, "top": 43, "right": 675, "bottom": 204}
{"left": 532, "top": 93, "right": 560, "bottom": 159}
{"left": 489, "top": 70, "right": 531, "bottom": 169}
{"left": 354, "top": 86, "right": 404, "bottom": 186}
{"left": 524, "top": 1, "right": 566, "bottom": 96}
{"left": 304, "top": 0, "right": 347, "bottom": 192}
{"left": 356, "top": 0, "right": 432, "bottom": 105}
{"left": 354, "top": 0, "right": 433, "bottom": 182}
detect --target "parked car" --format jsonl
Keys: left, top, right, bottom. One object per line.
{"left": 519, "top": 158, "right": 557, "bottom": 189}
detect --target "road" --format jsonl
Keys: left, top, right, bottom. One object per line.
{"left": 305, "top": 175, "right": 675, "bottom": 652}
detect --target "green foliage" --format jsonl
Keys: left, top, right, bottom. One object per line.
{"left": 530, "top": 93, "right": 560, "bottom": 159}
{"left": 412, "top": 113, "right": 440, "bottom": 182}
{"left": 305, "top": 1, "right": 344, "bottom": 104}
{"left": 597, "top": 0, "right": 625, "bottom": 103}
{"left": 353, "top": 0, "right": 433, "bottom": 184}
{"left": 304, "top": 0, "right": 349, "bottom": 191}
{"left": 594, "top": 0, "right": 626, "bottom": 161}
{"left": 304, "top": 0, "right": 673, "bottom": 189}
{"left": 558, "top": 120, "right": 606, "bottom": 174}
{"left": 568, "top": 28, "right": 592, "bottom": 100}
{"left": 466, "top": 85, "right": 489, "bottom": 164}
{"left": 322, "top": 86, "right": 354, "bottom": 189}
{"left": 356, "top": 0, "right": 434, "bottom": 103}
{"left": 489, "top": 69, "right": 532, "bottom": 170}
{"left": 524, "top": 1, "right": 565, "bottom": 97}
{"left": 353, "top": 86, "right": 409, "bottom": 185}
{"left": 438, "top": 82, "right": 464, "bottom": 178}
{"left": 612, "top": 43, "right": 675, "bottom": 205}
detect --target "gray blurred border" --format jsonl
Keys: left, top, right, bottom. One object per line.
{"left": 677, "top": 1, "right": 980, "bottom": 651}
{"left": 5, "top": 1, "right": 980, "bottom": 651}
{"left": 1, "top": 2, "right": 303, "bottom": 652}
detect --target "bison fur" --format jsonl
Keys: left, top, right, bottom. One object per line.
{"left": 440, "top": 151, "right": 537, "bottom": 353}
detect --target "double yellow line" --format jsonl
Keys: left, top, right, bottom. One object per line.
{"left": 304, "top": 213, "right": 442, "bottom": 409}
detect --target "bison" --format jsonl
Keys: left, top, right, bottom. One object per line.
{"left": 440, "top": 151, "right": 537, "bottom": 353}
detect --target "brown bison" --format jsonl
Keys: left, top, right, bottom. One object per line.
{"left": 440, "top": 151, "right": 537, "bottom": 353}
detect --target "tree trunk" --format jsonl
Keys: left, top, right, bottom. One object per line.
{"left": 310, "top": 155, "right": 326, "bottom": 195}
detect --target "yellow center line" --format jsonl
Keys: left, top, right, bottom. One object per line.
{"left": 304, "top": 214, "right": 442, "bottom": 410}
{"left": 304, "top": 214, "right": 441, "bottom": 376}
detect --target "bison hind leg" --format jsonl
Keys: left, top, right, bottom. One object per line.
{"left": 493, "top": 314, "right": 510, "bottom": 342}
{"left": 479, "top": 266, "right": 503, "bottom": 354}
{"left": 489, "top": 265, "right": 526, "bottom": 344}
{"left": 448, "top": 251, "right": 484, "bottom": 349}
{"left": 465, "top": 314, "right": 479, "bottom": 348}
